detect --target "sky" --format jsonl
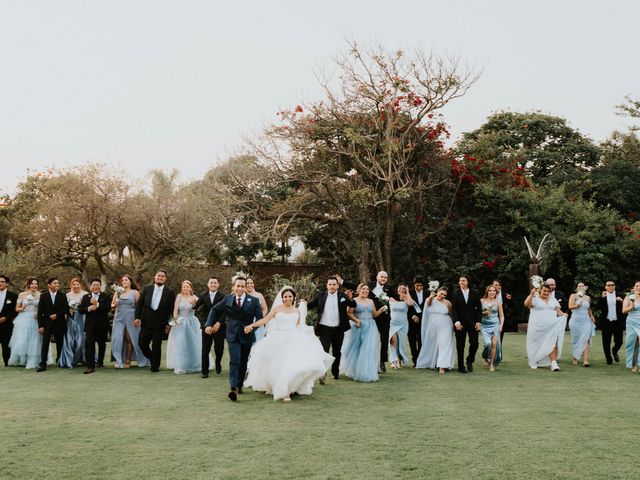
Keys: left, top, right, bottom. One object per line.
{"left": 1, "top": 0, "right": 638, "bottom": 195}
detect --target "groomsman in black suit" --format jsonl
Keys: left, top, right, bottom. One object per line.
{"left": 545, "top": 278, "right": 567, "bottom": 312}
{"left": 597, "top": 279, "right": 625, "bottom": 365}
{"left": 407, "top": 276, "right": 426, "bottom": 366}
{"left": 37, "top": 277, "right": 70, "bottom": 371}
{"left": 205, "top": 276, "right": 263, "bottom": 401}
{"left": 194, "top": 276, "right": 225, "bottom": 377}
{"left": 79, "top": 278, "right": 111, "bottom": 374}
{"left": 450, "top": 275, "right": 482, "bottom": 373}
{"left": 370, "top": 271, "right": 395, "bottom": 373}
{"left": 0, "top": 275, "right": 18, "bottom": 366}
{"left": 306, "top": 276, "right": 356, "bottom": 382}
{"left": 134, "top": 270, "right": 176, "bottom": 372}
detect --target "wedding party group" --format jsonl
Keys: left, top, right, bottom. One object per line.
{"left": 1, "top": 269, "right": 639, "bottom": 403}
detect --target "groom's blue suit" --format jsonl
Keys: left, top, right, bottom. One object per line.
{"left": 206, "top": 293, "right": 263, "bottom": 390}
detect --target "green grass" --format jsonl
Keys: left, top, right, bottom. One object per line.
{"left": 2, "top": 333, "right": 637, "bottom": 480}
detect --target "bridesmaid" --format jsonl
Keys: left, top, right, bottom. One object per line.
{"left": 480, "top": 285, "right": 504, "bottom": 371}
{"left": 246, "top": 277, "right": 268, "bottom": 340}
{"left": 524, "top": 283, "right": 568, "bottom": 371}
{"left": 415, "top": 287, "right": 455, "bottom": 374}
{"left": 568, "top": 282, "right": 596, "bottom": 367}
{"left": 339, "top": 283, "right": 387, "bottom": 382}
{"left": 111, "top": 274, "right": 148, "bottom": 368}
{"left": 622, "top": 281, "right": 640, "bottom": 372}
{"left": 58, "top": 277, "right": 88, "bottom": 368}
{"left": 9, "top": 278, "right": 50, "bottom": 368}
{"left": 166, "top": 280, "right": 202, "bottom": 374}
{"left": 388, "top": 284, "right": 414, "bottom": 369}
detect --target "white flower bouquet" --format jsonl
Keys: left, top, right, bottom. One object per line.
{"left": 530, "top": 275, "right": 543, "bottom": 289}
{"left": 111, "top": 284, "right": 125, "bottom": 296}
{"left": 428, "top": 280, "right": 440, "bottom": 293}
{"left": 169, "top": 316, "right": 184, "bottom": 327}
{"left": 24, "top": 294, "right": 34, "bottom": 305}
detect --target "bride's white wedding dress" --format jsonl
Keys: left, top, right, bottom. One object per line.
{"left": 245, "top": 310, "right": 334, "bottom": 400}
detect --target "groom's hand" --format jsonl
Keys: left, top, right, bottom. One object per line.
{"left": 212, "top": 322, "right": 221, "bottom": 333}
{"left": 205, "top": 326, "right": 214, "bottom": 335}
{"left": 133, "top": 319, "right": 141, "bottom": 328}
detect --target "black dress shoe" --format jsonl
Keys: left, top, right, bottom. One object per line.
{"left": 458, "top": 367, "right": 467, "bottom": 374}
{"left": 606, "top": 360, "right": 613, "bottom": 365}
{"left": 83, "top": 368, "right": 95, "bottom": 374}
{"left": 36, "top": 366, "right": 46, "bottom": 372}
{"left": 613, "top": 352, "right": 620, "bottom": 363}
{"left": 201, "top": 372, "right": 209, "bottom": 378}
{"left": 228, "top": 390, "right": 238, "bottom": 402}
{"left": 466, "top": 361, "right": 473, "bottom": 373}
{"left": 215, "top": 365, "right": 222, "bottom": 374}
{"left": 237, "top": 387, "right": 243, "bottom": 395}
{"left": 332, "top": 375, "right": 339, "bottom": 380}
{"left": 150, "top": 367, "right": 159, "bottom": 372}
{"left": 96, "top": 364, "right": 104, "bottom": 369}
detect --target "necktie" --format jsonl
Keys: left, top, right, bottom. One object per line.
{"left": 237, "top": 297, "right": 242, "bottom": 308}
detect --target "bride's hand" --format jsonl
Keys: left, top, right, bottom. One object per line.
{"left": 244, "top": 325, "right": 253, "bottom": 334}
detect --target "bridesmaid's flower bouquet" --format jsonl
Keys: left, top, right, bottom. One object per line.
{"left": 530, "top": 276, "right": 543, "bottom": 289}
{"left": 377, "top": 291, "right": 390, "bottom": 306}
{"left": 111, "top": 284, "right": 125, "bottom": 296}
{"left": 576, "top": 286, "right": 588, "bottom": 298}
{"left": 627, "top": 293, "right": 636, "bottom": 302}
{"left": 69, "top": 299, "right": 81, "bottom": 312}
{"left": 428, "top": 280, "right": 440, "bottom": 292}
{"left": 169, "top": 316, "right": 184, "bottom": 327}
{"left": 24, "top": 294, "right": 34, "bottom": 305}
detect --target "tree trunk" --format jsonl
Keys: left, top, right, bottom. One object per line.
{"left": 383, "top": 205, "right": 396, "bottom": 277}
{"left": 358, "top": 239, "right": 371, "bottom": 283}
{"left": 528, "top": 262, "right": 539, "bottom": 289}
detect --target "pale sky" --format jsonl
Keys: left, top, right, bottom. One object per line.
{"left": 1, "top": 0, "right": 638, "bottom": 195}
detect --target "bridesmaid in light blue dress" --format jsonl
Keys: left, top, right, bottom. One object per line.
{"left": 111, "top": 274, "right": 148, "bottom": 368}
{"left": 246, "top": 278, "right": 268, "bottom": 342}
{"left": 480, "top": 285, "right": 504, "bottom": 371}
{"left": 340, "top": 283, "right": 387, "bottom": 382}
{"left": 166, "top": 280, "right": 202, "bottom": 374}
{"left": 568, "top": 282, "right": 596, "bottom": 367}
{"left": 58, "top": 277, "right": 87, "bottom": 368}
{"left": 9, "top": 278, "right": 52, "bottom": 369}
{"left": 622, "top": 281, "right": 640, "bottom": 372}
{"left": 388, "top": 284, "right": 415, "bottom": 369}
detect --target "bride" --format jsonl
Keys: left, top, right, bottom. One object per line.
{"left": 243, "top": 286, "right": 333, "bottom": 402}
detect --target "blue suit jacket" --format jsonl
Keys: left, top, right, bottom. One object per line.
{"left": 205, "top": 294, "right": 263, "bottom": 344}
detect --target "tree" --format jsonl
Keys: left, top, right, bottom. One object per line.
{"left": 242, "top": 41, "right": 477, "bottom": 280}
{"left": 457, "top": 112, "right": 601, "bottom": 189}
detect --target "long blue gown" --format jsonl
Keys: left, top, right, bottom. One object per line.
{"left": 481, "top": 302, "right": 502, "bottom": 366}
{"left": 569, "top": 298, "right": 595, "bottom": 361}
{"left": 339, "top": 302, "right": 379, "bottom": 382}
{"left": 57, "top": 291, "right": 87, "bottom": 368}
{"left": 388, "top": 301, "right": 410, "bottom": 365}
{"left": 625, "top": 298, "right": 640, "bottom": 368}
{"left": 111, "top": 291, "right": 149, "bottom": 368}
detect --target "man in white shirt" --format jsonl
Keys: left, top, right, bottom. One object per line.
{"left": 0, "top": 275, "right": 18, "bottom": 366}
{"left": 597, "top": 279, "right": 624, "bottom": 364}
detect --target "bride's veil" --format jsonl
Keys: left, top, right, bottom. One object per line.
{"left": 267, "top": 285, "right": 308, "bottom": 334}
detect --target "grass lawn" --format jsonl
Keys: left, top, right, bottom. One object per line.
{"left": 1, "top": 332, "right": 637, "bottom": 480}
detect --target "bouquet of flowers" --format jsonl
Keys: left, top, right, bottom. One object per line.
{"left": 428, "top": 280, "right": 440, "bottom": 293}
{"left": 24, "top": 294, "right": 34, "bottom": 305}
{"left": 530, "top": 275, "right": 543, "bottom": 289}
{"left": 576, "top": 286, "right": 588, "bottom": 298}
{"left": 377, "top": 291, "right": 390, "bottom": 306}
{"left": 68, "top": 299, "right": 81, "bottom": 312}
{"left": 231, "top": 271, "right": 247, "bottom": 283}
{"left": 169, "top": 316, "right": 184, "bottom": 327}
{"left": 111, "top": 284, "right": 125, "bottom": 296}
{"left": 627, "top": 292, "right": 636, "bottom": 302}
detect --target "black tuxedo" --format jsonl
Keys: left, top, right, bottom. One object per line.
{"left": 206, "top": 294, "right": 263, "bottom": 390}
{"left": 37, "top": 290, "right": 69, "bottom": 368}
{"left": 194, "top": 289, "right": 225, "bottom": 375}
{"left": 552, "top": 290, "right": 567, "bottom": 312}
{"left": 135, "top": 284, "right": 176, "bottom": 371}
{"left": 307, "top": 290, "right": 356, "bottom": 378}
{"left": 79, "top": 292, "right": 111, "bottom": 369}
{"left": 597, "top": 292, "right": 626, "bottom": 364}
{"left": 0, "top": 289, "right": 18, "bottom": 366}
{"left": 369, "top": 283, "right": 396, "bottom": 365}
{"left": 451, "top": 288, "right": 482, "bottom": 370}
{"left": 407, "top": 288, "right": 426, "bottom": 365}
{"left": 497, "top": 290, "right": 512, "bottom": 340}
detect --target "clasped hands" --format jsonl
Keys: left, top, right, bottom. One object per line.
{"left": 204, "top": 322, "right": 221, "bottom": 335}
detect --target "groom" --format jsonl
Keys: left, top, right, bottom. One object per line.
{"left": 205, "top": 276, "right": 263, "bottom": 401}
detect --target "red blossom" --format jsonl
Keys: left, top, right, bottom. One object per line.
{"left": 294, "top": 105, "right": 303, "bottom": 113}
{"left": 465, "top": 220, "right": 476, "bottom": 229}
{"left": 482, "top": 260, "right": 496, "bottom": 269}
{"left": 415, "top": 215, "right": 424, "bottom": 223}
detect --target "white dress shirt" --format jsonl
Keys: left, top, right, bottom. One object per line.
{"left": 0, "top": 289, "right": 6, "bottom": 307}
{"left": 49, "top": 290, "right": 57, "bottom": 304}
{"left": 462, "top": 288, "right": 469, "bottom": 303}
{"left": 372, "top": 284, "right": 384, "bottom": 297}
{"left": 607, "top": 291, "right": 617, "bottom": 321}
{"left": 209, "top": 291, "right": 216, "bottom": 304}
{"left": 151, "top": 285, "right": 164, "bottom": 310}
{"left": 319, "top": 292, "right": 340, "bottom": 327}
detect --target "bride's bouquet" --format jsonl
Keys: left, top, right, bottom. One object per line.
{"left": 428, "top": 280, "right": 440, "bottom": 293}
{"left": 530, "top": 275, "right": 543, "bottom": 289}
{"left": 169, "top": 316, "right": 184, "bottom": 327}
{"left": 376, "top": 291, "right": 390, "bottom": 305}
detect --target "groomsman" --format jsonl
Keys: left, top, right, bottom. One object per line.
{"left": 79, "top": 278, "right": 111, "bottom": 374}
{"left": 0, "top": 275, "right": 18, "bottom": 366}
{"left": 37, "top": 277, "right": 69, "bottom": 371}
{"left": 307, "top": 276, "right": 356, "bottom": 382}
{"left": 134, "top": 270, "right": 176, "bottom": 372}
{"left": 492, "top": 279, "right": 512, "bottom": 342}
{"left": 545, "top": 278, "right": 567, "bottom": 312}
{"left": 370, "top": 271, "right": 395, "bottom": 373}
{"left": 597, "top": 279, "right": 625, "bottom": 365}
{"left": 194, "top": 276, "right": 225, "bottom": 377}
{"left": 407, "top": 276, "right": 426, "bottom": 366}
{"left": 451, "top": 275, "right": 482, "bottom": 373}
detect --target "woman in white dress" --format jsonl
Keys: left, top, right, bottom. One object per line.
{"left": 244, "top": 287, "right": 333, "bottom": 402}
{"left": 415, "top": 287, "right": 455, "bottom": 374}
{"left": 246, "top": 277, "right": 268, "bottom": 342}
{"left": 568, "top": 282, "right": 596, "bottom": 367}
{"left": 166, "top": 280, "right": 202, "bottom": 374}
{"left": 525, "top": 283, "right": 568, "bottom": 371}
{"left": 9, "top": 278, "right": 51, "bottom": 368}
